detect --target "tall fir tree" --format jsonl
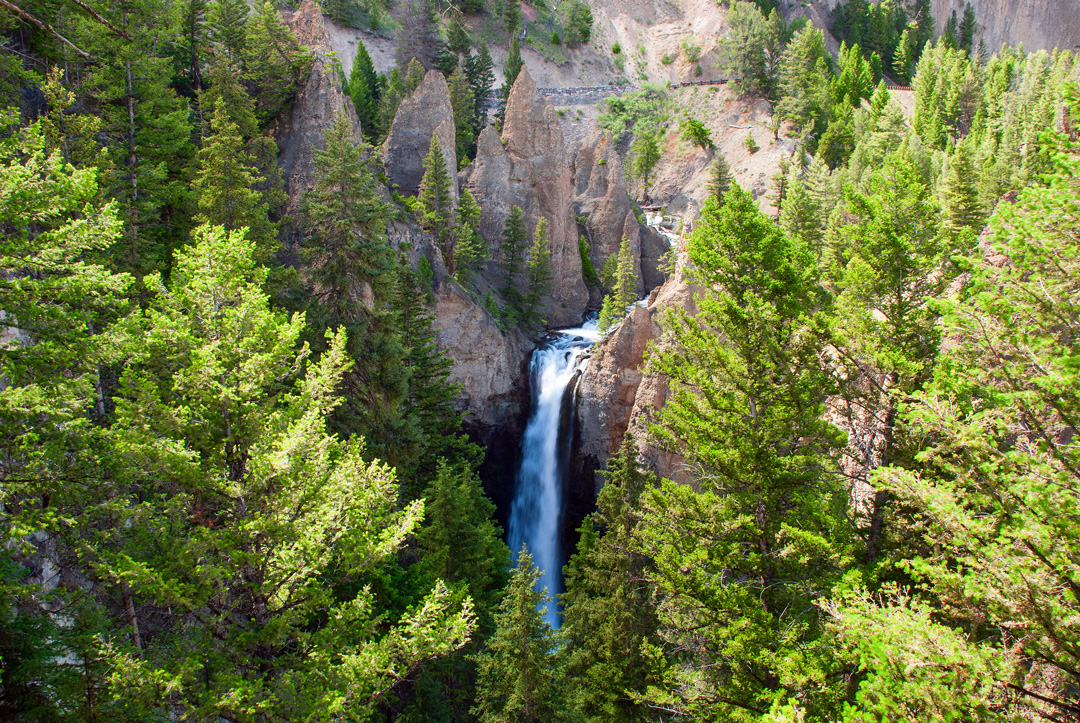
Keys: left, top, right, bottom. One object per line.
{"left": 465, "top": 41, "right": 495, "bottom": 135}
{"left": 522, "top": 216, "right": 553, "bottom": 331}
{"left": 598, "top": 235, "right": 637, "bottom": 333}
{"left": 207, "top": 0, "right": 249, "bottom": 63}
{"left": 419, "top": 134, "right": 458, "bottom": 270}
{"left": 499, "top": 205, "right": 529, "bottom": 317}
{"left": 472, "top": 548, "right": 569, "bottom": 723}
{"left": 449, "top": 66, "right": 477, "bottom": 163}
{"left": 348, "top": 38, "right": 381, "bottom": 140}
{"left": 560, "top": 437, "right": 662, "bottom": 723}
{"left": 638, "top": 184, "right": 851, "bottom": 720}
{"left": 243, "top": 1, "right": 314, "bottom": 127}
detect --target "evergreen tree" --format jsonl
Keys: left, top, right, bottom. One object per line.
{"left": 679, "top": 116, "right": 713, "bottom": 151}
{"left": 79, "top": 0, "right": 196, "bottom": 276}
{"left": 717, "top": 2, "right": 783, "bottom": 97}
{"left": 201, "top": 60, "right": 259, "bottom": 138}
{"left": 98, "top": 223, "right": 475, "bottom": 720}
{"left": 631, "top": 129, "right": 661, "bottom": 202}
{"left": 376, "top": 68, "right": 406, "bottom": 142}
{"left": 419, "top": 134, "right": 458, "bottom": 270}
{"left": 707, "top": 153, "right": 733, "bottom": 204}
{"left": 638, "top": 184, "right": 850, "bottom": 720}
{"left": 598, "top": 235, "right": 636, "bottom": 333}
{"left": 501, "top": 0, "right": 520, "bottom": 38}
{"left": 830, "top": 108, "right": 1080, "bottom": 721}
{"left": 449, "top": 66, "right": 477, "bottom": 163}
{"left": 176, "top": 0, "right": 209, "bottom": 94}
{"left": 942, "top": 10, "right": 959, "bottom": 50}
{"left": 349, "top": 39, "right": 381, "bottom": 140}
{"left": 832, "top": 145, "right": 945, "bottom": 563}
{"left": 243, "top": 1, "right": 314, "bottom": 127}
{"left": 560, "top": 438, "right": 661, "bottom": 723}
{"left": 501, "top": 33, "right": 524, "bottom": 117}
{"left": 405, "top": 57, "right": 427, "bottom": 92}
{"left": 958, "top": 2, "right": 976, "bottom": 52}
{"left": 207, "top": 0, "right": 249, "bottom": 63}
{"left": 522, "top": 216, "right": 553, "bottom": 331}
{"left": 193, "top": 97, "right": 275, "bottom": 259}
{"left": 446, "top": 9, "right": 472, "bottom": 55}
{"left": 940, "top": 138, "right": 985, "bottom": 241}
{"left": 892, "top": 26, "right": 916, "bottom": 84}
{"left": 563, "top": 0, "right": 593, "bottom": 47}
{"left": 777, "top": 25, "right": 833, "bottom": 136}
{"left": 454, "top": 188, "right": 488, "bottom": 284}
{"left": 472, "top": 548, "right": 567, "bottom": 723}
{"left": 500, "top": 205, "right": 529, "bottom": 313}
{"left": 465, "top": 41, "right": 495, "bottom": 135}
{"left": 778, "top": 166, "right": 824, "bottom": 255}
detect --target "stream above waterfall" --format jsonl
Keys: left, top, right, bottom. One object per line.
{"left": 507, "top": 319, "right": 599, "bottom": 629}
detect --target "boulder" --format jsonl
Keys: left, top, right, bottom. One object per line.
{"left": 382, "top": 70, "right": 458, "bottom": 205}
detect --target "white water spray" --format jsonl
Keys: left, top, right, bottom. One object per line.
{"left": 508, "top": 320, "right": 599, "bottom": 629}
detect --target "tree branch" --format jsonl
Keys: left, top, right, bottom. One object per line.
{"left": 0, "top": 0, "right": 90, "bottom": 58}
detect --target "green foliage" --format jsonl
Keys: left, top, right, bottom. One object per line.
{"left": 597, "top": 86, "right": 670, "bottom": 138}
{"left": 640, "top": 184, "right": 851, "bottom": 720}
{"left": 563, "top": 0, "right": 593, "bottom": 47}
{"left": 707, "top": 153, "right": 733, "bottom": 204}
{"left": 193, "top": 97, "right": 276, "bottom": 260}
{"left": 597, "top": 236, "right": 636, "bottom": 333}
{"left": 243, "top": 2, "right": 314, "bottom": 126}
{"left": 718, "top": 1, "right": 785, "bottom": 98}
{"left": 376, "top": 68, "right": 407, "bottom": 142}
{"left": 522, "top": 217, "right": 554, "bottom": 331}
{"left": 472, "top": 548, "right": 568, "bottom": 723}
{"left": 578, "top": 234, "right": 600, "bottom": 286}
{"left": 777, "top": 25, "right": 832, "bottom": 137}
{"left": 419, "top": 134, "right": 458, "bottom": 269}
{"left": 395, "top": 0, "right": 441, "bottom": 71}
{"left": 743, "top": 130, "right": 760, "bottom": 153}
{"left": 449, "top": 66, "right": 477, "bottom": 163}
{"left": 98, "top": 223, "right": 475, "bottom": 719}
{"left": 454, "top": 188, "right": 489, "bottom": 284}
{"left": 348, "top": 38, "right": 381, "bottom": 141}
{"left": 631, "top": 129, "right": 662, "bottom": 199}
{"left": 499, "top": 205, "right": 528, "bottom": 317}
{"left": 560, "top": 438, "right": 662, "bottom": 722}
{"left": 679, "top": 116, "right": 713, "bottom": 151}
{"left": 465, "top": 42, "right": 496, "bottom": 138}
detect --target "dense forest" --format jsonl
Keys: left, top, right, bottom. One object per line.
{"left": 1, "top": 0, "right": 1080, "bottom": 721}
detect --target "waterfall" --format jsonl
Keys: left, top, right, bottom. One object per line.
{"left": 508, "top": 319, "right": 599, "bottom": 629}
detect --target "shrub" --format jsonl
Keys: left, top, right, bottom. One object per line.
{"left": 661, "top": 53, "right": 675, "bottom": 65}
{"left": 612, "top": 41, "right": 621, "bottom": 54}
{"left": 744, "top": 131, "right": 760, "bottom": 153}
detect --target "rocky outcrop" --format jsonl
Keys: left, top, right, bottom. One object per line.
{"left": 576, "top": 267, "right": 698, "bottom": 491}
{"left": 464, "top": 67, "right": 588, "bottom": 327}
{"left": 382, "top": 70, "right": 458, "bottom": 204}
{"left": 274, "top": 0, "right": 361, "bottom": 222}
{"left": 571, "top": 129, "right": 670, "bottom": 301}
{"left": 930, "top": 0, "right": 1080, "bottom": 53}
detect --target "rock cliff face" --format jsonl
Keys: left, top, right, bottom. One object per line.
{"left": 930, "top": 0, "right": 1080, "bottom": 54}
{"left": 464, "top": 67, "right": 589, "bottom": 327}
{"left": 382, "top": 70, "right": 458, "bottom": 204}
{"left": 576, "top": 262, "right": 698, "bottom": 490}
{"left": 274, "top": 0, "right": 361, "bottom": 224}
{"left": 570, "top": 130, "right": 670, "bottom": 299}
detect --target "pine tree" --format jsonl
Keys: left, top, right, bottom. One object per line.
{"left": 777, "top": 25, "right": 833, "bottom": 136}
{"left": 502, "top": 0, "right": 520, "bottom": 37}
{"left": 177, "top": 0, "right": 209, "bottom": 95}
{"left": 892, "top": 27, "right": 916, "bottom": 84}
{"left": 560, "top": 437, "right": 661, "bottom": 723}
{"left": 778, "top": 166, "right": 824, "bottom": 255}
{"left": 405, "top": 57, "right": 427, "bottom": 92}
{"left": 563, "top": 0, "right": 594, "bottom": 47}
{"left": 597, "top": 235, "right": 637, "bottom": 333}
{"left": 833, "top": 145, "right": 945, "bottom": 563}
{"left": 193, "top": 97, "right": 275, "bottom": 259}
{"left": 501, "top": 34, "right": 524, "bottom": 119}
{"left": 201, "top": 60, "right": 259, "bottom": 138}
{"left": 419, "top": 134, "right": 458, "bottom": 270}
{"left": 472, "top": 548, "right": 567, "bottom": 723}
{"left": 79, "top": 0, "right": 196, "bottom": 276}
{"left": 707, "top": 153, "right": 733, "bottom": 204}
{"left": 349, "top": 39, "right": 380, "bottom": 140}
{"left": 449, "top": 66, "right": 477, "bottom": 163}
{"left": 940, "top": 138, "right": 985, "bottom": 242}
{"left": 522, "top": 216, "right": 553, "bottom": 331}
{"left": 208, "top": 0, "right": 249, "bottom": 63}
{"left": 500, "top": 205, "right": 528, "bottom": 314}
{"left": 631, "top": 129, "right": 661, "bottom": 202}
{"left": 446, "top": 9, "right": 472, "bottom": 55}
{"left": 638, "top": 184, "right": 850, "bottom": 720}
{"left": 465, "top": 41, "right": 495, "bottom": 135}
{"left": 454, "top": 188, "right": 488, "bottom": 284}
{"left": 97, "top": 223, "right": 475, "bottom": 720}
{"left": 243, "top": 1, "right": 314, "bottom": 127}
{"left": 375, "top": 69, "right": 406, "bottom": 142}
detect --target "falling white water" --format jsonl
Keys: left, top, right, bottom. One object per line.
{"left": 508, "top": 319, "right": 599, "bottom": 629}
